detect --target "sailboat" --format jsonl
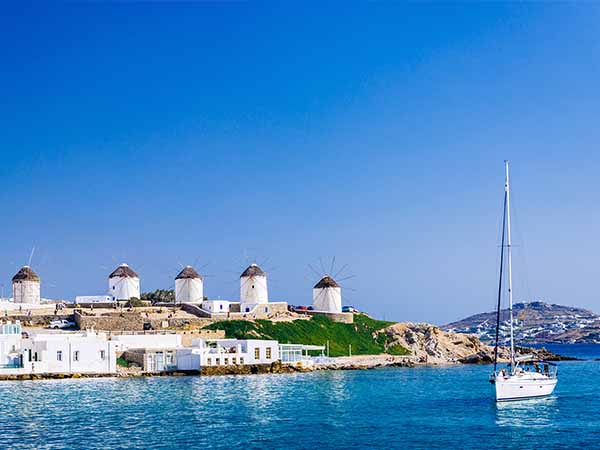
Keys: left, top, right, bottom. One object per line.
{"left": 489, "top": 161, "right": 558, "bottom": 402}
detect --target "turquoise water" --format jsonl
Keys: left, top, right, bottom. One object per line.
{"left": 1, "top": 345, "right": 598, "bottom": 449}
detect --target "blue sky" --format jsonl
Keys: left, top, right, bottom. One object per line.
{"left": 1, "top": 3, "right": 600, "bottom": 324}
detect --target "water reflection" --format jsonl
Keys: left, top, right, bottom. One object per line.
{"left": 495, "top": 396, "right": 558, "bottom": 428}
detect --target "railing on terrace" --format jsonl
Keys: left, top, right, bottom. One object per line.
{"left": 0, "top": 363, "right": 23, "bottom": 369}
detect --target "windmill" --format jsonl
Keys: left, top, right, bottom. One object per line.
{"left": 11, "top": 247, "right": 42, "bottom": 304}
{"left": 309, "top": 257, "right": 356, "bottom": 313}
{"left": 108, "top": 263, "right": 140, "bottom": 301}
{"left": 174, "top": 265, "right": 204, "bottom": 303}
{"left": 239, "top": 263, "right": 269, "bottom": 313}
{"left": 12, "top": 265, "right": 41, "bottom": 305}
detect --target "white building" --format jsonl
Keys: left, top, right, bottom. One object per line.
{"left": 175, "top": 266, "right": 203, "bottom": 303}
{"left": 200, "top": 299, "right": 231, "bottom": 314}
{"left": 0, "top": 322, "right": 23, "bottom": 368}
{"left": 177, "top": 339, "right": 279, "bottom": 370}
{"left": 12, "top": 266, "right": 41, "bottom": 304}
{"left": 240, "top": 264, "right": 268, "bottom": 313}
{"left": 312, "top": 275, "right": 342, "bottom": 313}
{"left": 108, "top": 263, "right": 140, "bottom": 301}
{"left": 75, "top": 295, "right": 112, "bottom": 304}
{"left": 0, "top": 331, "right": 117, "bottom": 375}
{"left": 111, "top": 333, "right": 182, "bottom": 352}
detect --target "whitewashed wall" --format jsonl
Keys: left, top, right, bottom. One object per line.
{"left": 313, "top": 287, "right": 342, "bottom": 313}
{"left": 177, "top": 339, "right": 279, "bottom": 370}
{"left": 21, "top": 332, "right": 117, "bottom": 374}
{"left": 201, "top": 300, "right": 231, "bottom": 313}
{"left": 111, "top": 334, "right": 182, "bottom": 352}
{"left": 0, "top": 335, "right": 21, "bottom": 366}
{"left": 175, "top": 278, "right": 203, "bottom": 303}
{"left": 13, "top": 280, "right": 40, "bottom": 304}
{"left": 240, "top": 275, "right": 268, "bottom": 312}
{"left": 108, "top": 276, "right": 140, "bottom": 301}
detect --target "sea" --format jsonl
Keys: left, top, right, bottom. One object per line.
{"left": 1, "top": 344, "right": 598, "bottom": 450}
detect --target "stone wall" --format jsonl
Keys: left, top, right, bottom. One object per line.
{"left": 148, "top": 318, "right": 213, "bottom": 330}
{"left": 121, "top": 350, "right": 145, "bottom": 368}
{"left": 180, "top": 303, "right": 211, "bottom": 318}
{"left": 200, "top": 361, "right": 302, "bottom": 376}
{"left": 297, "top": 310, "right": 354, "bottom": 324}
{"left": 6, "top": 314, "right": 73, "bottom": 327}
{"left": 75, "top": 311, "right": 145, "bottom": 331}
{"left": 180, "top": 329, "right": 225, "bottom": 346}
{"left": 74, "top": 311, "right": 213, "bottom": 332}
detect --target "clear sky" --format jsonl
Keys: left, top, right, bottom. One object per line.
{"left": 2, "top": 3, "right": 600, "bottom": 324}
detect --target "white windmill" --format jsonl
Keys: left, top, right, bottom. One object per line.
{"left": 312, "top": 275, "right": 342, "bottom": 313}
{"left": 240, "top": 263, "right": 268, "bottom": 313}
{"left": 12, "top": 265, "right": 41, "bottom": 304}
{"left": 108, "top": 263, "right": 140, "bottom": 301}
{"left": 175, "top": 265, "right": 203, "bottom": 303}
{"left": 309, "top": 257, "right": 355, "bottom": 313}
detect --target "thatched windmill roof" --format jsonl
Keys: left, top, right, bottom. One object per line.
{"left": 175, "top": 265, "right": 202, "bottom": 280}
{"left": 12, "top": 266, "right": 40, "bottom": 282}
{"left": 109, "top": 263, "right": 139, "bottom": 279}
{"left": 240, "top": 263, "right": 266, "bottom": 278}
{"left": 314, "top": 275, "right": 340, "bottom": 289}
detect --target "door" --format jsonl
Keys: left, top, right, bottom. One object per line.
{"left": 147, "top": 354, "right": 155, "bottom": 372}
{"left": 156, "top": 352, "right": 164, "bottom": 372}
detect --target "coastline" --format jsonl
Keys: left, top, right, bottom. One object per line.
{"left": 0, "top": 353, "right": 507, "bottom": 382}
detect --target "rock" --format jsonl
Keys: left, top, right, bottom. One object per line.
{"left": 378, "top": 323, "right": 565, "bottom": 364}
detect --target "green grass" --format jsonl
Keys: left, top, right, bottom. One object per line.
{"left": 203, "top": 314, "right": 409, "bottom": 357}
{"left": 116, "top": 357, "right": 130, "bottom": 368}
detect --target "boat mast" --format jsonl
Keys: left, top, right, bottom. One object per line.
{"left": 493, "top": 183, "right": 507, "bottom": 373}
{"left": 505, "top": 160, "right": 515, "bottom": 369}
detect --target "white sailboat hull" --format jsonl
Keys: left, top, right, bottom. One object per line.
{"left": 494, "top": 373, "right": 557, "bottom": 402}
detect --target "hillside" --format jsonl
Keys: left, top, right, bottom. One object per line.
{"left": 203, "top": 314, "right": 543, "bottom": 363}
{"left": 443, "top": 301, "right": 600, "bottom": 344}
{"left": 204, "top": 314, "right": 410, "bottom": 357}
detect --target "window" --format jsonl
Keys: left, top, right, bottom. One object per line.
{"left": 224, "top": 358, "right": 229, "bottom": 365}
{"left": 57, "top": 351, "right": 62, "bottom": 361}
{"left": 207, "top": 358, "right": 212, "bottom": 366}
{"left": 266, "top": 348, "right": 272, "bottom": 360}
{"left": 100, "top": 350, "right": 106, "bottom": 360}
{"left": 264, "top": 307, "right": 268, "bottom": 313}
{"left": 240, "top": 358, "right": 244, "bottom": 364}
{"left": 232, "top": 357, "right": 237, "bottom": 364}
{"left": 73, "top": 351, "right": 80, "bottom": 362}
{"left": 216, "top": 358, "right": 220, "bottom": 365}
{"left": 166, "top": 352, "right": 173, "bottom": 365}
{"left": 254, "top": 348, "right": 260, "bottom": 360}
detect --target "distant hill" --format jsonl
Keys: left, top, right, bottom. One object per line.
{"left": 442, "top": 301, "right": 600, "bottom": 344}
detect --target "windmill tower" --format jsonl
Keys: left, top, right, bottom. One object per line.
{"left": 175, "top": 265, "right": 203, "bottom": 303}
{"left": 313, "top": 275, "right": 342, "bottom": 313}
{"left": 240, "top": 263, "right": 268, "bottom": 312}
{"left": 12, "top": 266, "right": 41, "bottom": 304}
{"left": 108, "top": 263, "right": 140, "bottom": 301}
